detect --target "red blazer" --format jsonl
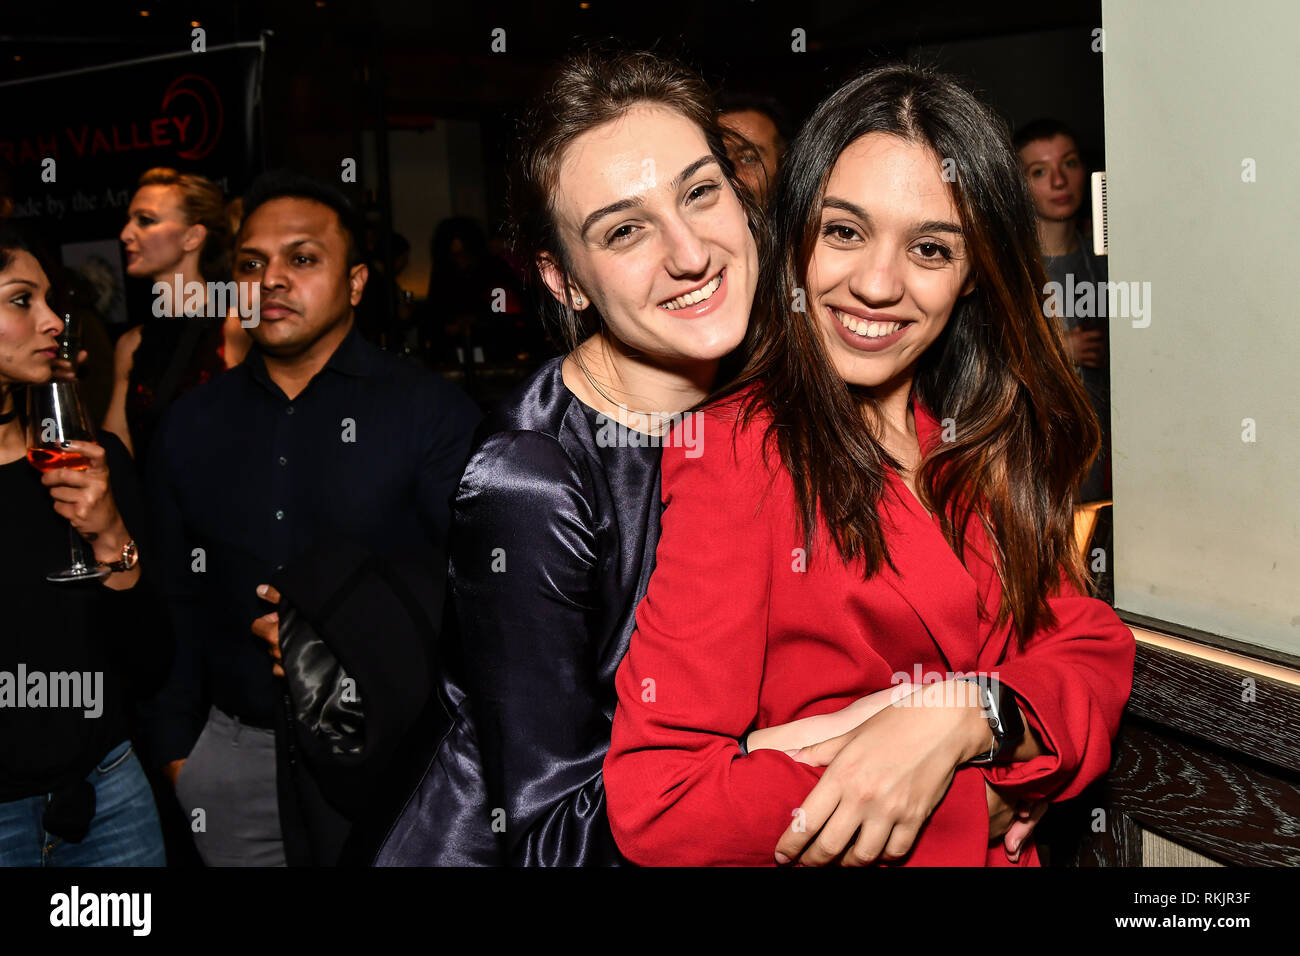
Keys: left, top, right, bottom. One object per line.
{"left": 603, "top": 389, "right": 1135, "bottom": 866}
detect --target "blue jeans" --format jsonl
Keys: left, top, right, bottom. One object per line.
{"left": 0, "top": 740, "right": 166, "bottom": 866}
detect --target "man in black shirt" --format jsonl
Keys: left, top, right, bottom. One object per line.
{"left": 144, "top": 171, "right": 480, "bottom": 865}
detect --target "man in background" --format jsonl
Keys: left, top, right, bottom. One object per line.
{"left": 718, "top": 93, "right": 791, "bottom": 208}
{"left": 145, "top": 170, "right": 480, "bottom": 865}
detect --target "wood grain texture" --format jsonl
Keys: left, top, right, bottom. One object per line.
{"left": 1126, "top": 642, "right": 1300, "bottom": 774}
{"left": 1049, "top": 718, "right": 1300, "bottom": 867}
{"left": 1028, "top": 632, "right": 1300, "bottom": 867}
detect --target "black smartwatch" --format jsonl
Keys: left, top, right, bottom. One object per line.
{"left": 954, "top": 675, "right": 1024, "bottom": 765}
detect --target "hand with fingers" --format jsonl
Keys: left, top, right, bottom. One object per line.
{"left": 50, "top": 349, "right": 89, "bottom": 382}
{"left": 773, "top": 679, "right": 999, "bottom": 866}
{"left": 749, "top": 680, "right": 1048, "bottom": 863}
{"left": 1064, "top": 327, "right": 1104, "bottom": 368}
{"left": 745, "top": 682, "right": 917, "bottom": 756}
{"left": 985, "top": 781, "right": 1049, "bottom": 863}
{"left": 39, "top": 439, "right": 135, "bottom": 575}
{"left": 252, "top": 583, "right": 283, "bottom": 678}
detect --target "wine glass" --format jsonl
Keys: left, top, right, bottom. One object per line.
{"left": 25, "top": 381, "right": 110, "bottom": 582}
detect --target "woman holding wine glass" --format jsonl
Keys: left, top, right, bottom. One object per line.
{"left": 0, "top": 226, "right": 171, "bottom": 866}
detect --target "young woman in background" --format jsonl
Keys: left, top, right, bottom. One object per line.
{"left": 106, "top": 168, "right": 249, "bottom": 460}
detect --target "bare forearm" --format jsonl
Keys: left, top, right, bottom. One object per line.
{"left": 747, "top": 684, "right": 917, "bottom": 754}
{"left": 746, "top": 702, "right": 871, "bottom": 753}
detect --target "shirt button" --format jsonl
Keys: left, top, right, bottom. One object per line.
{"left": 275, "top": 510, "right": 285, "bottom": 520}
{"left": 278, "top": 456, "right": 287, "bottom": 466}
{"left": 286, "top": 406, "right": 295, "bottom": 416}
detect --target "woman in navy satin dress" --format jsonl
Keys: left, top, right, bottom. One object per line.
{"left": 375, "top": 50, "right": 768, "bottom": 865}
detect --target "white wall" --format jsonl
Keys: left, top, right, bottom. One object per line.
{"left": 1102, "top": 0, "right": 1300, "bottom": 656}
{"left": 362, "top": 120, "right": 488, "bottom": 298}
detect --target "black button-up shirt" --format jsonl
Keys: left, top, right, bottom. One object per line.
{"left": 145, "top": 324, "right": 481, "bottom": 765}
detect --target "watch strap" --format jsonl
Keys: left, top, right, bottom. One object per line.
{"left": 955, "top": 675, "right": 1024, "bottom": 765}
{"left": 106, "top": 540, "right": 138, "bottom": 573}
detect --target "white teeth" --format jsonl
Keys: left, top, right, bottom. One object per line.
{"left": 834, "top": 308, "right": 902, "bottom": 338}
{"left": 659, "top": 271, "right": 723, "bottom": 310}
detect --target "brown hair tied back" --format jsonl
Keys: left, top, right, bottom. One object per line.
{"left": 506, "top": 47, "right": 768, "bottom": 355}
{"left": 137, "top": 167, "right": 234, "bottom": 283}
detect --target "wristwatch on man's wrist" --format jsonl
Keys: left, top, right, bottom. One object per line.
{"left": 105, "top": 540, "right": 138, "bottom": 573}
{"left": 954, "top": 675, "right": 1024, "bottom": 765}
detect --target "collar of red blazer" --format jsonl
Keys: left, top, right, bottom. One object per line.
{"left": 879, "top": 392, "right": 990, "bottom": 675}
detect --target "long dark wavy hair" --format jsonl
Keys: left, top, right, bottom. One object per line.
{"left": 716, "top": 63, "right": 1099, "bottom": 648}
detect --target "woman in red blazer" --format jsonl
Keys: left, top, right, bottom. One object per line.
{"left": 603, "top": 64, "right": 1136, "bottom": 867}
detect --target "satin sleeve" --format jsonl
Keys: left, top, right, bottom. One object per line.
{"left": 451, "top": 429, "right": 624, "bottom": 866}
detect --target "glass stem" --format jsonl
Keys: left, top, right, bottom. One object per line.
{"left": 68, "top": 523, "right": 98, "bottom": 572}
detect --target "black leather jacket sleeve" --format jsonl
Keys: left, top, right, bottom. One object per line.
{"left": 271, "top": 542, "right": 440, "bottom": 821}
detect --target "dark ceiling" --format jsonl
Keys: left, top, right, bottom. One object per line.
{"left": 2, "top": 0, "right": 1101, "bottom": 100}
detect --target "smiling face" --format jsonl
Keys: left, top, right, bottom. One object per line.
{"left": 120, "top": 184, "right": 204, "bottom": 279}
{"left": 234, "top": 197, "right": 367, "bottom": 358}
{"left": 0, "top": 250, "right": 62, "bottom": 387}
{"left": 807, "top": 132, "right": 975, "bottom": 392}
{"left": 1018, "top": 133, "right": 1085, "bottom": 222}
{"left": 539, "top": 104, "right": 757, "bottom": 364}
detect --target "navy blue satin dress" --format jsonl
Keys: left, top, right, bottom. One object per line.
{"left": 376, "top": 356, "right": 663, "bottom": 865}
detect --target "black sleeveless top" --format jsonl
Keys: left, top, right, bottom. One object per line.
{"left": 125, "top": 317, "right": 227, "bottom": 463}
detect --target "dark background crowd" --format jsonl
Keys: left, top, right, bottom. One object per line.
{"left": 0, "top": 0, "right": 1114, "bottom": 871}
{"left": 2, "top": 0, "right": 1107, "bottom": 413}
